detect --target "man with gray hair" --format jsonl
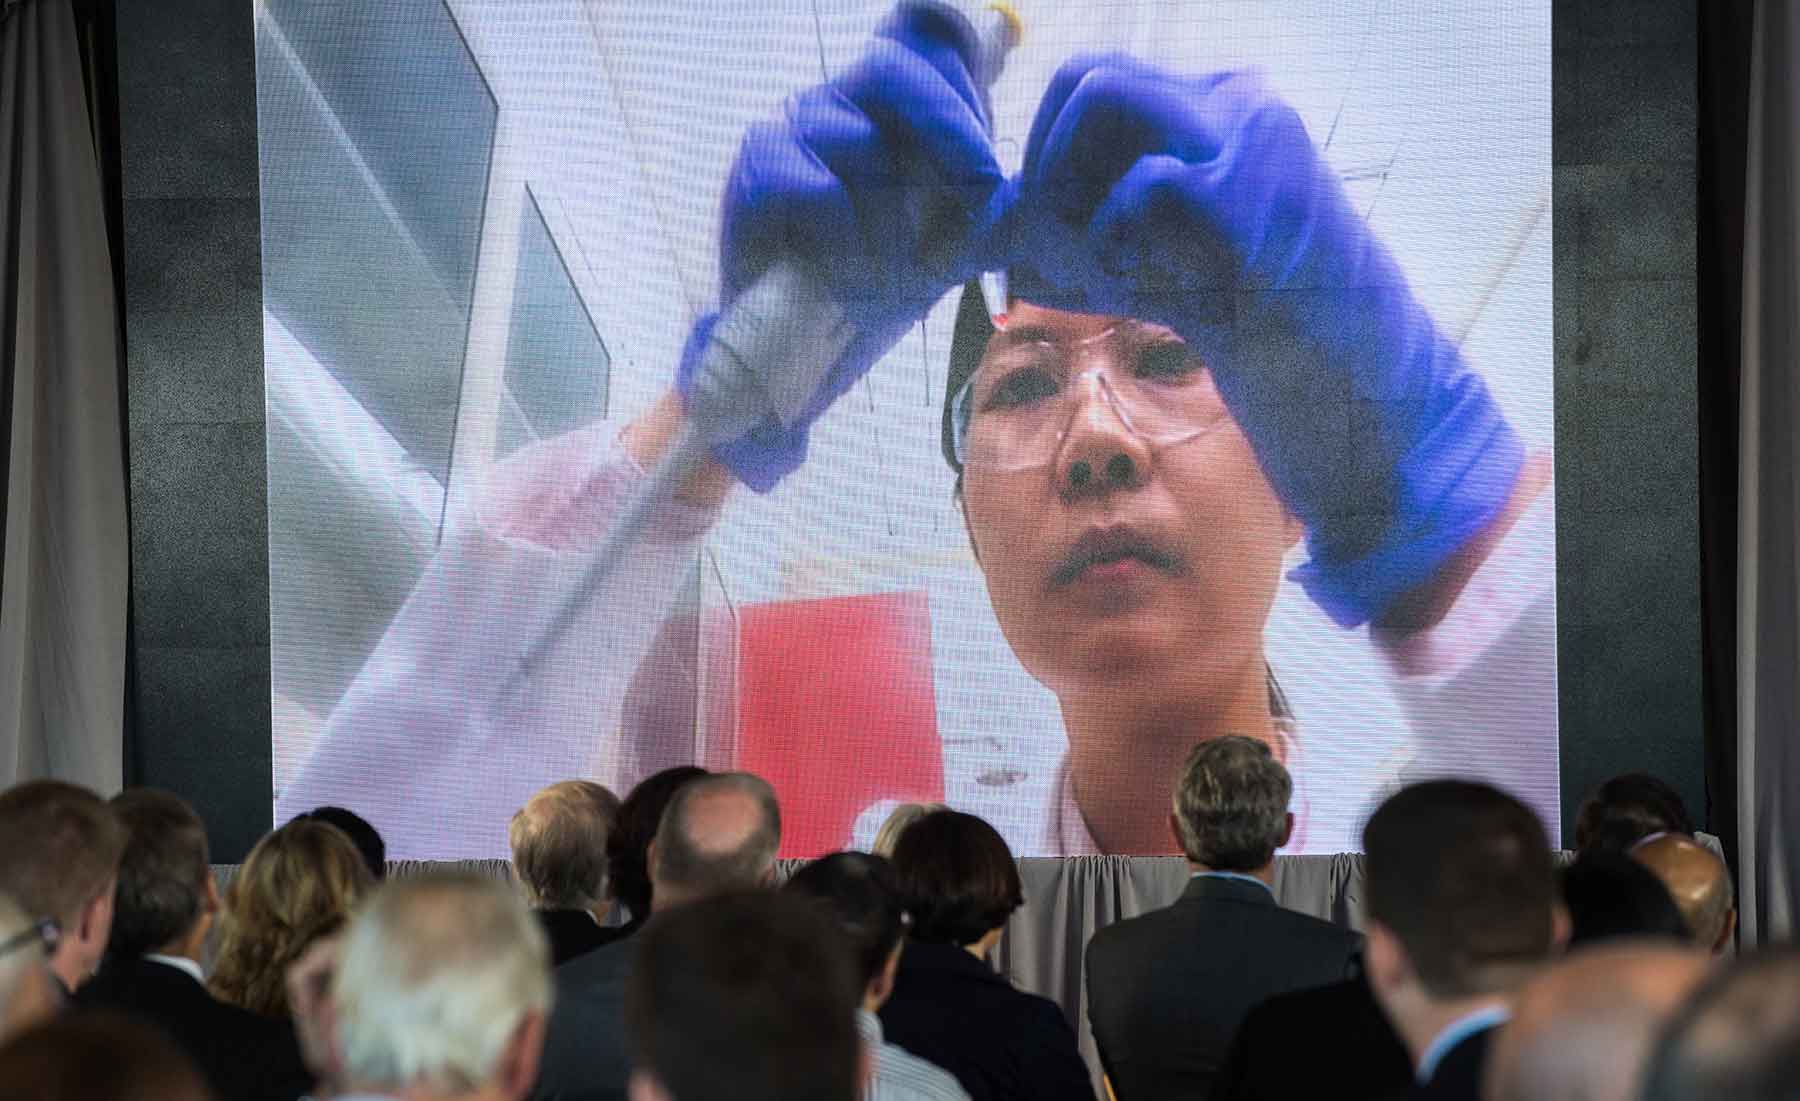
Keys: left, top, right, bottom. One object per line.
{"left": 0, "top": 889, "right": 60, "bottom": 1042}
{"left": 294, "top": 872, "right": 553, "bottom": 1101}
{"left": 1085, "top": 736, "right": 1359, "bottom": 1101}
{"left": 510, "top": 780, "right": 623, "bottom": 965}
{"left": 531, "top": 771, "right": 782, "bottom": 1101}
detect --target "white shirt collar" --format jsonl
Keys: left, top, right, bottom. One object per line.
{"left": 143, "top": 953, "right": 205, "bottom": 985}
{"left": 1416, "top": 1004, "right": 1511, "bottom": 1083}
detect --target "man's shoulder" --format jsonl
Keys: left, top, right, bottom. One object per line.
{"left": 874, "top": 1040, "right": 972, "bottom": 1101}
{"left": 555, "top": 937, "right": 634, "bottom": 992}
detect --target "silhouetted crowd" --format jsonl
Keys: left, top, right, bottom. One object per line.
{"left": 0, "top": 747, "right": 1790, "bottom": 1101}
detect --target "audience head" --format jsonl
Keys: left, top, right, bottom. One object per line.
{"left": 0, "top": 890, "right": 61, "bottom": 1043}
{"left": 324, "top": 873, "right": 551, "bottom": 1101}
{"left": 1572, "top": 773, "right": 1693, "bottom": 854}
{"left": 292, "top": 806, "right": 387, "bottom": 881}
{"left": 649, "top": 773, "right": 781, "bottom": 910}
{"left": 1640, "top": 947, "right": 1800, "bottom": 1101}
{"left": 1560, "top": 849, "right": 1690, "bottom": 947}
{"left": 784, "top": 852, "right": 909, "bottom": 1011}
{"left": 1632, "top": 834, "right": 1737, "bottom": 954}
{"left": 1170, "top": 735, "right": 1293, "bottom": 872}
{"left": 627, "top": 891, "right": 860, "bottom": 1101}
{"left": 509, "top": 781, "right": 620, "bottom": 915}
{"left": 210, "top": 818, "right": 372, "bottom": 1017}
{"left": 0, "top": 780, "right": 126, "bottom": 990}
{"left": 1362, "top": 781, "right": 1560, "bottom": 1054}
{"left": 0, "top": 1011, "right": 214, "bottom": 1101}
{"left": 870, "top": 802, "right": 946, "bottom": 859}
{"left": 608, "top": 767, "right": 708, "bottom": 923}
{"left": 107, "top": 789, "right": 216, "bottom": 962}
{"left": 888, "top": 809, "right": 1021, "bottom": 951}
{"left": 1484, "top": 941, "right": 1711, "bottom": 1101}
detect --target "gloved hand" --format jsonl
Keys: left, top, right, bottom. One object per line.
{"left": 679, "top": 2, "right": 1008, "bottom": 492}
{"left": 1005, "top": 55, "right": 1524, "bottom": 628}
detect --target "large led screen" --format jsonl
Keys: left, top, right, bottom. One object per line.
{"left": 259, "top": 0, "right": 1558, "bottom": 858}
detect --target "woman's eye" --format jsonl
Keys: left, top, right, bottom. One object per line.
{"left": 1136, "top": 343, "right": 1199, "bottom": 380}
{"left": 983, "top": 366, "right": 1060, "bottom": 410}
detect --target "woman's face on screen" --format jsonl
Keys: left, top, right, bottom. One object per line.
{"left": 959, "top": 302, "right": 1296, "bottom": 701}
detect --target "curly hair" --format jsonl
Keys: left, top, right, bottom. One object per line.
{"left": 209, "top": 818, "right": 371, "bottom": 1017}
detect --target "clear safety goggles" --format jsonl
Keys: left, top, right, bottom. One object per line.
{"left": 951, "top": 321, "right": 1231, "bottom": 473}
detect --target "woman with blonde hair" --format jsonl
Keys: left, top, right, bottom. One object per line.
{"left": 209, "top": 818, "right": 371, "bottom": 1018}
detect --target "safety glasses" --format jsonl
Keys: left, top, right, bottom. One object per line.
{"left": 951, "top": 321, "right": 1230, "bottom": 473}
{"left": 0, "top": 917, "right": 58, "bottom": 961}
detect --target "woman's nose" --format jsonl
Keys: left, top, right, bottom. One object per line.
{"left": 1057, "top": 371, "right": 1151, "bottom": 494}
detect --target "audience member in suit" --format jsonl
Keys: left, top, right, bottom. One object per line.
{"left": 1211, "top": 970, "right": 1412, "bottom": 1101}
{"left": 290, "top": 806, "right": 387, "bottom": 881}
{"left": 1632, "top": 834, "right": 1738, "bottom": 954}
{"left": 1571, "top": 772, "right": 1693, "bottom": 855}
{"left": 532, "top": 771, "right": 781, "bottom": 1101}
{"left": 510, "top": 781, "right": 624, "bottom": 965}
{"left": 604, "top": 766, "right": 709, "bottom": 937}
{"left": 0, "top": 1010, "right": 215, "bottom": 1101}
{"left": 1560, "top": 849, "right": 1691, "bottom": 946}
{"left": 209, "top": 818, "right": 372, "bottom": 1018}
{"left": 785, "top": 852, "right": 971, "bottom": 1101}
{"left": 627, "top": 891, "right": 862, "bottom": 1101}
{"left": 1362, "top": 781, "right": 1565, "bottom": 1100}
{"left": 288, "top": 872, "right": 552, "bottom": 1101}
{"left": 75, "top": 789, "right": 313, "bottom": 1101}
{"left": 1484, "top": 941, "right": 1710, "bottom": 1101}
{"left": 0, "top": 780, "right": 126, "bottom": 996}
{"left": 1640, "top": 946, "right": 1800, "bottom": 1101}
{"left": 879, "top": 810, "right": 1095, "bottom": 1101}
{"left": 0, "top": 889, "right": 62, "bottom": 1042}
{"left": 1085, "top": 736, "right": 1360, "bottom": 1101}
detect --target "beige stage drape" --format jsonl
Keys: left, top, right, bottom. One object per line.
{"left": 0, "top": 0, "right": 128, "bottom": 792}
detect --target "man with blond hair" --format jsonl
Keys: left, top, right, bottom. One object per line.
{"left": 510, "top": 781, "right": 622, "bottom": 965}
{"left": 0, "top": 780, "right": 126, "bottom": 994}
{"left": 293, "top": 872, "right": 553, "bottom": 1101}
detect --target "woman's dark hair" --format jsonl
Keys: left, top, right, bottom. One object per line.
{"left": 888, "top": 810, "right": 1022, "bottom": 947}
{"left": 1572, "top": 773, "right": 1694, "bottom": 854}
{"left": 293, "top": 805, "right": 386, "bottom": 881}
{"left": 607, "top": 766, "right": 709, "bottom": 923}
{"left": 784, "top": 852, "right": 908, "bottom": 991}
{"left": 1561, "top": 850, "right": 1691, "bottom": 946}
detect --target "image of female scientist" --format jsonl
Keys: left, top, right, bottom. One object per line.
{"left": 273, "top": 8, "right": 1554, "bottom": 858}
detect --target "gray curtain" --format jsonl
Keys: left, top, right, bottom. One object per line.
{"left": 1738, "top": 0, "right": 1800, "bottom": 947}
{"left": 0, "top": 0, "right": 128, "bottom": 792}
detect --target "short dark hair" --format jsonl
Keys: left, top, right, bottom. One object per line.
{"left": 1363, "top": 781, "right": 1556, "bottom": 998}
{"left": 783, "top": 852, "right": 907, "bottom": 992}
{"left": 1572, "top": 773, "right": 1693, "bottom": 854}
{"left": 653, "top": 773, "right": 781, "bottom": 897}
{"left": 608, "top": 767, "right": 708, "bottom": 921}
{"left": 0, "top": 781, "right": 126, "bottom": 929}
{"left": 293, "top": 806, "right": 386, "bottom": 881}
{"left": 1172, "top": 736, "right": 1292, "bottom": 871}
{"left": 941, "top": 281, "right": 994, "bottom": 476}
{"left": 107, "top": 790, "right": 211, "bottom": 960}
{"left": 1560, "top": 849, "right": 1691, "bottom": 947}
{"left": 1641, "top": 947, "right": 1800, "bottom": 1101}
{"left": 627, "top": 891, "right": 860, "bottom": 1101}
{"left": 888, "top": 810, "right": 1021, "bottom": 947}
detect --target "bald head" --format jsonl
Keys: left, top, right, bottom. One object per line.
{"left": 1632, "top": 836, "right": 1736, "bottom": 953}
{"left": 1486, "top": 941, "right": 1712, "bottom": 1101}
{"left": 649, "top": 773, "right": 781, "bottom": 909}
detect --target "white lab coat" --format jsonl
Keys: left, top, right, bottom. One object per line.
{"left": 275, "top": 419, "right": 1559, "bottom": 859}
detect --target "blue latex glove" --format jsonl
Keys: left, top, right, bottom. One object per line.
{"left": 679, "top": 3, "right": 1008, "bottom": 492}
{"left": 1005, "top": 55, "right": 1524, "bottom": 628}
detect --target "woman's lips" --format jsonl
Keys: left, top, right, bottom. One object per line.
{"left": 1050, "top": 526, "right": 1185, "bottom": 588}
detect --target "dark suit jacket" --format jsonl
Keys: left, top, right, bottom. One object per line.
{"left": 535, "top": 909, "right": 626, "bottom": 967}
{"left": 879, "top": 940, "right": 1096, "bottom": 1101}
{"left": 529, "top": 937, "right": 635, "bottom": 1101}
{"left": 1406, "top": 1024, "right": 1497, "bottom": 1101}
{"left": 75, "top": 956, "right": 313, "bottom": 1101}
{"left": 1211, "top": 973, "right": 1413, "bottom": 1101}
{"left": 1085, "top": 874, "right": 1361, "bottom": 1101}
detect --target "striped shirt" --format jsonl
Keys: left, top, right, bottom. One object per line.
{"left": 859, "top": 1008, "right": 971, "bottom": 1101}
